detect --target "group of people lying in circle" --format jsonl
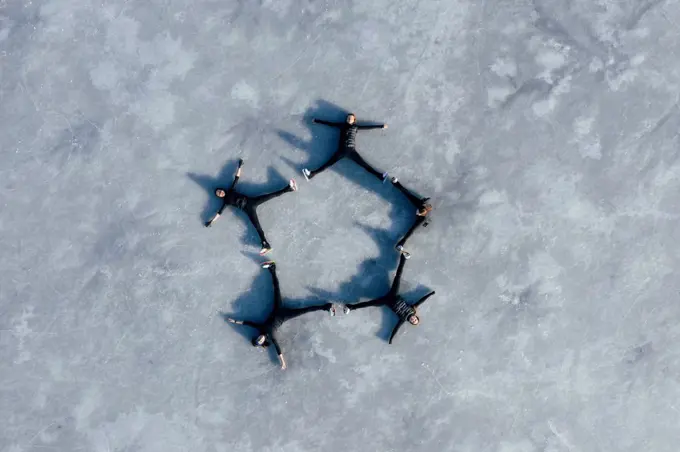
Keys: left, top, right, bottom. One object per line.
{"left": 207, "top": 113, "right": 435, "bottom": 369}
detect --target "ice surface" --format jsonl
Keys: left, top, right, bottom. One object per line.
{"left": 2, "top": 0, "right": 680, "bottom": 451}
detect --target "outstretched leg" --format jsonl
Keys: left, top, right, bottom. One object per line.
{"left": 250, "top": 182, "right": 294, "bottom": 206}
{"left": 307, "top": 149, "right": 346, "bottom": 178}
{"left": 392, "top": 179, "right": 424, "bottom": 207}
{"left": 396, "top": 215, "right": 426, "bottom": 249}
{"left": 243, "top": 204, "right": 270, "bottom": 251}
{"left": 390, "top": 254, "right": 408, "bottom": 295}
{"left": 279, "top": 303, "right": 333, "bottom": 322}
{"left": 343, "top": 298, "right": 384, "bottom": 314}
{"left": 266, "top": 264, "right": 283, "bottom": 311}
{"left": 347, "top": 150, "right": 387, "bottom": 181}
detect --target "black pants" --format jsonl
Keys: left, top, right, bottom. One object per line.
{"left": 268, "top": 265, "right": 283, "bottom": 310}
{"left": 393, "top": 180, "right": 424, "bottom": 208}
{"left": 308, "top": 147, "right": 385, "bottom": 181}
{"left": 397, "top": 215, "right": 426, "bottom": 248}
{"left": 278, "top": 303, "right": 333, "bottom": 322}
{"left": 345, "top": 297, "right": 385, "bottom": 311}
{"left": 243, "top": 185, "right": 293, "bottom": 245}
{"left": 267, "top": 266, "right": 332, "bottom": 317}
{"left": 390, "top": 254, "right": 407, "bottom": 294}
{"left": 347, "top": 254, "right": 407, "bottom": 310}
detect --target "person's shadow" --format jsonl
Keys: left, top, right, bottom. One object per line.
{"left": 277, "top": 99, "right": 456, "bottom": 251}
{"left": 219, "top": 251, "right": 337, "bottom": 365}
{"left": 277, "top": 99, "right": 397, "bottom": 202}
{"left": 278, "top": 100, "right": 421, "bottom": 250}
{"left": 187, "top": 160, "right": 292, "bottom": 247}
{"left": 308, "top": 221, "right": 434, "bottom": 342}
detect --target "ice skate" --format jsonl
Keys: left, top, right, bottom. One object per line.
{"left": 259, "top": 243, "right": 272, "bottom": 256}
{"left": 261, "top": 260, "right": 275, "bottom": 269}
{"left": 302, "top": 168, "right": 311, "bottom": 181}
{"left": 343, "top": 305, "right": 351, "bottom": 315}
{"left": 396, "top": 245, "right": 411, "bottom": 259}
{"left": 391, "top": 176, "right": 398, "bottom": 184}
{"left": 381, "top": 172, "right": 389, "bottom": 183}
{"left": 329, "top": 305, "right": 336, "bottom": 317}
{"left": 289, "top": 179, "right": 298, "bottom": 192}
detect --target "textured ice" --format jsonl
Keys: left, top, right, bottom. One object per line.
{"left": 2, "top": 1, "right": 680, "bottom": 451}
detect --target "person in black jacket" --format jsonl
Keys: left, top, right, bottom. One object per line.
{"left": 204, "top": 159, "right": 297, "bottom": 255}
{"left": 342, "top": 253, "right": 435, "bottom": 344}
{"left": 302, "top": 113, "right": 389, "bottom": 182}
{"left": 390, "top": 176, "right": 433, "bottom": 257}
{"left": 224, "top": 261, "right": 336, "bottom": 370}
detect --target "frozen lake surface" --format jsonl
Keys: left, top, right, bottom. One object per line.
{"left": 2, "top": 1, "right": 680, "bottom": 451}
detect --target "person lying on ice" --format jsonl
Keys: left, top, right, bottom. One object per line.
{"left": 302, "top": 113, "right": 389, "bottom": 182}
{"left": 343, "top": 253, "right": 435, "bottom": 344}
{"left": 390, "top": 176, "right": 433, "bottom": 257}
{"left": 205, "top": 159, "right": 297, "bottom": 255}
{"left": 224, "top": 261, "right": 336, "bottom": 370}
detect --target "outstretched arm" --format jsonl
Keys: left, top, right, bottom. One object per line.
{"left": 357, "top": 123, "right": 388, "bottom": 130}
{"left": 205, "top": 205, "right": 226, "bottom": 227}
{"left": 205, "top": 161, "right": 241, "bottom": 227}
{"left": 224, "top": 317, "right": 260, "bottom": 329}
{"left": 229, "top": 158, "right": 244, "bottom": 190}
{"left": 414, "top": 291, "right": 435, "bottom": 308}
{"left": 312, "top": 118, "right": 343, "bottom": 127}
{"left": 388, "top": 319, "right": 405, "bottom": 344}
{"left": 271, "top": 337, "right": 286, "bottom": 369}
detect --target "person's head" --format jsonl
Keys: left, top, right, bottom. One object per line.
{"left": 252, "top": 334, "right": 269, "bottom": 347}
{"left": 408, "top": 314, "right": 420, "bottom": 325}
{"left": 418, "top": 204, "right": 433, "bottom": 216}
{"left": 346, "top": 113, "right": 356, "bottom": 125}
{"left": 215, "top": 188, "right": 226, "bottom": 198}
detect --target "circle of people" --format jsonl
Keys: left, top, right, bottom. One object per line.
{"left": 208, "top": 113, "right": 435, "bottom": 370}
